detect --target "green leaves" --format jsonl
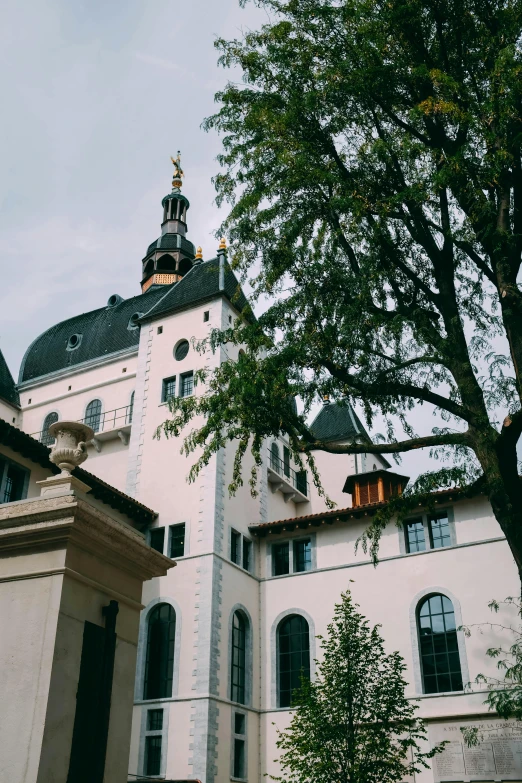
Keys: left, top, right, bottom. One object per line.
{"left": 159, "top": 0, "right": 522, "bottom": 574}
{"left": 271, "top": 590, "right": 444, "bottom": 783}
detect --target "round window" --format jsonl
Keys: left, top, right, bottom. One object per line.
{"left": 175, "top": 340, "right": 189, "bottom": 361}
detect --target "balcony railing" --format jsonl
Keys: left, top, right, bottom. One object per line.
{"left": 79, "top": 404, "right": 133, "bottom": 433}
{"left": 268, "top": 449, "right": 308, "bottom": 497}
{"left": 32, "top": 404, "right": 133, "bottom": 445}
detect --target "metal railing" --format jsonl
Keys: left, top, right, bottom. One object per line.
{"left": 31, "top": 404, "right": 133, "bottom": 444}
{"left": 80, "top": 404, "right": 133, "bottom": 433}
{"left": 268, "top": 450, "right": 308, "bottom": 496}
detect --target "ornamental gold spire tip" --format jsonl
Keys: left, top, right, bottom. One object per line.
{"left": 219, "top": 237, "right": 227, "bottom": 250}
{"left": 170, "top": 150, "right": 184, "bottom": 191}
{"left": 195, "top": 246, "right": 203, "bottom": 260}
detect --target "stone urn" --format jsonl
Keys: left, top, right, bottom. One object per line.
{"left": 48, "top": 421, "right": 94, "bottom": 475}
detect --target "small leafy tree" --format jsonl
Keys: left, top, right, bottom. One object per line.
{"left": 270, "top": 590, "right": 443, "bottom": 783}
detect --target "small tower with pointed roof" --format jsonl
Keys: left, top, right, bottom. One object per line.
{"left": 140, "top": 153, "right": 197, "bottom": 292}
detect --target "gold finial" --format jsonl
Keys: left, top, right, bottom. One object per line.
{"left": 218, "top": 237, "right": 227, "bottom": 250}
{"left": 195, "top": 246, "right": 203, "bottom": 260}
{"left": 170, "top": 150, "right": 184, "bottom": 190}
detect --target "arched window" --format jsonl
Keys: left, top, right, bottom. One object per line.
{"left": 85, "top": 399, "right": 102, "bottom": 432}
{"left": 231, "top": 611, "right": 247, "bottom": 704}
{"left": 278, "top": 614, "right": 310, "bottom": 708}
{"left": 418, "top": 594, "right": 463, "bottom": 694}
{"left": 144, "top": 604, "right": 176, "bottom": 699}
{"left": 128, "top": 391, "right": 135, "bottom": 424}
{"left": 41, "top": 412, "right": 58, "bottom": 446}
{"left": 270, "top": 442, "right": 280, "bottom": 472}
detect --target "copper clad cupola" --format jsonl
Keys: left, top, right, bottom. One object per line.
{"left": 140, "top": 152, "right": 196, "bottom": 292}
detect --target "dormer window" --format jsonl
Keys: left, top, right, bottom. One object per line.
{"left": 66, "top": 333, "right": 82, "bottom": 351}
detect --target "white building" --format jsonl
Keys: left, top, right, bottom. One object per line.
{"left": 1, "top": 165, "right": 520, "bottom": 783}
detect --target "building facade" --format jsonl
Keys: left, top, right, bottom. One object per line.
{"left": 1, "top": 165, "right": 520, "bottom": 783}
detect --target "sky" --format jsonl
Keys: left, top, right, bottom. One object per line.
{"left": 0, "top": 0, "right": 461, "bottom": 481}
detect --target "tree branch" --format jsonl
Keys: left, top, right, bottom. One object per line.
{"left": 322, "top": 359, "right": 473, "bottom": 423}
{"left": 301, "top": 430, "right": 468, "bottom": 455}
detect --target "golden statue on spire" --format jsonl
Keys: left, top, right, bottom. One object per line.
{"left": 170, "top": 151, "right": 184, "bottom": 191}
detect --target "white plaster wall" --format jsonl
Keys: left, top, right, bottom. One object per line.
{"left": 260, "top": 513, "right": 518, "bottom": 782}
{"left": 19, "top": 354, "right": 137, "bottom": 433}
{"left": 305, "top": 449, "right": 356, "bottom": 511}
{"left": 0, "top": 397, "right": 20, "bottom": 426}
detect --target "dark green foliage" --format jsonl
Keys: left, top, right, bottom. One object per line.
{"left": 270, "top": 590, "right": 443, "bottom": 783}
{"left": 158, "top": 0, "right": 522, "bottom": 577}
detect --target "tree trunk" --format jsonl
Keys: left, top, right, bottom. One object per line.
{"left": 475, "top": 435, "right": 522, "bottom": 592}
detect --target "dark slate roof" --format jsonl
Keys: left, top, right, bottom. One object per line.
{"left": 0, "top": 350, "right": 19, "bottom": 407}
{"left": 19, "top": 286, "right": 169, "bottom": 384}
{"left": 141, "top": 258, "right": 252, "bottom": 322}
{"left": 309, "top": 401, "right": 371, "bottom": 443}
{"left": 146, "top": 233, "right": 195, "bottom": 256}
{"left": 0, "top": 417, "right": 157, "bottom": 527}
{"left": 20, "top": 258, "right": 252, "bottom": 384}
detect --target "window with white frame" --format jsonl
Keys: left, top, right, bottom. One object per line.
{"left": 230, "top": 528, "right": 253, "bottom": 573}
{"left": 403, "top": 509, "right": 455, "bottom": 554}
{"left": 231, "top": 711, "right": 247, "bottom": 780}
{"left": 270, "top": 535, "right": 315, "bottom": 577}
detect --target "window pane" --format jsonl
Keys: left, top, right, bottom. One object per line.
{"left": 180, "top": 372, "right": 193, "bottom": 397}
{"left": 231, "top": 530, "right": 241, "bottom": 565}
{"left": 278, "top": 614, "right": 310, "bottom": 707}
{"left": 270, "top": 442, "right": 280, "bottom": 471}
{"left": 234, "top": 712, "right": 246, "bottom": 735}
{"left": 149, "top": 528, "right": 165, "bottom": 554}
{"left": 175, "top": 340, "right": 189, "bottom": 361}
{"left": 144, "top": 604, "right": 176, "bottom": 699}
{"left": 273, "top": 543, "right": 289, "bottom": 576}
{"left": 417, "top": 594, "right": 463, "bottom": 694}
{"left": 283, "top": 446, "right": 290, "bottom": 477}
{"left": 85, "top": 399, "right": 102, "bottom": 432}
{"left": 162, "top": 376, "right": 176, "bottom": 402}
{"left": 145, "top": 735, "right": 162, "bottom": 776}
{"left": 231, "top": 611, "right": 246, "bottom": 704}
{"left": 3, "top": 463, "right": 26, "bottom": 503}
{"left": 169, "top": 523, "right": 185, "bottom": 558}
{"left": 294, "top": 539, "right": 311, "bottom": 572}
{"left": 242, "top": 538, "right": 252, "bottom": 572}
{"left": 233, "top": 738, "right": 245, "bottom": 779}
{"left": 429, "top": 513, "right": 451, "bottom": 549}
{"left": 405, "top": 519, "right": 426, "bottom": 553}
{"left": 147, "top": 708, "right": 163, "bottom": 731}
{"left": 41, "top": 412, "right": 59, "bottom": 446}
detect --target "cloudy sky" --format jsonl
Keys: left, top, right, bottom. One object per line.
{"left": 0, "top": 0, "right": 455, "bottom": 479}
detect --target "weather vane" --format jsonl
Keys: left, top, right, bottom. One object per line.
{"left": 171, "top": 151, "right": 184, "bottom": 191}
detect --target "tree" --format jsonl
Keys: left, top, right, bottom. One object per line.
{"left": 159, "top": 0, "right": 522, "bottom": 580}
{"left": 269, "top": 590, "right": 442, "bottom": 783}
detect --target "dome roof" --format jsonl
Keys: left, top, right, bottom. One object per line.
{"left": 19, "top": 286, "right": 168, "bottom": 384}
{"left": 19, "top": 259, "right": 253, "bottom": 384}
{"left": 146, "top": 233, "right": 195, "bottom": 257}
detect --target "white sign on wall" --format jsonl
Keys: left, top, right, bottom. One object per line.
{"left": 429, "top": 720, "right": 522, "bottom": 781}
